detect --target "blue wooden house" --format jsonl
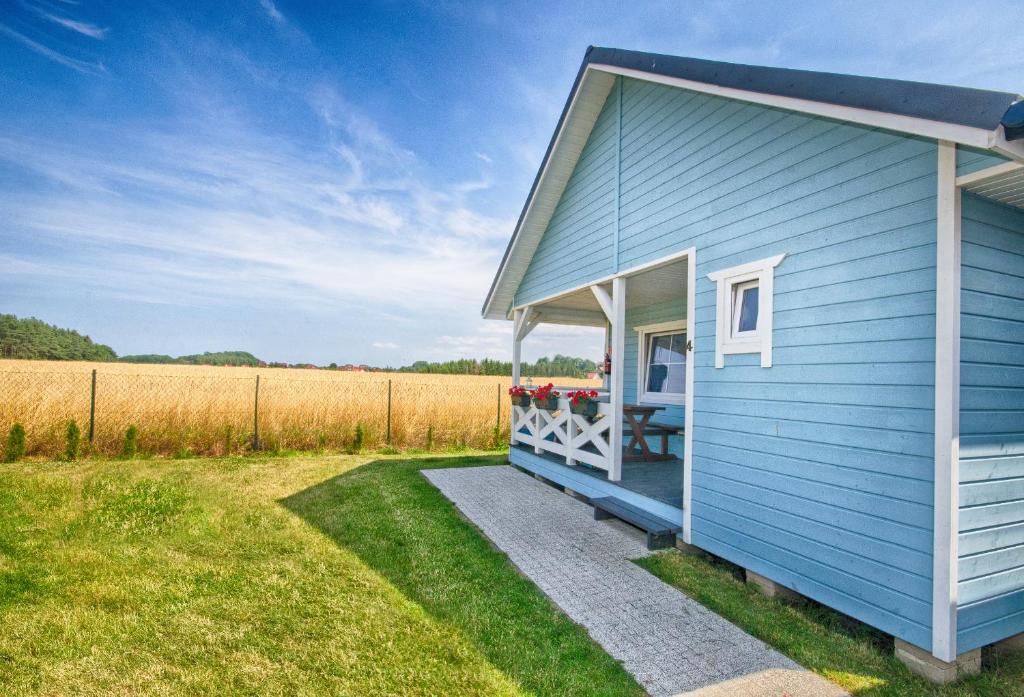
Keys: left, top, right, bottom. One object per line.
{"left": 483, "top": 47, "right": 1024, "bottom": 682}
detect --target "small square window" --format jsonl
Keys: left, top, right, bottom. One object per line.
{"left": 707, "top": 254, "right": 785, "bottom": 368}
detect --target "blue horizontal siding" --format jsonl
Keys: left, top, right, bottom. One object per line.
{"left": 507, "top": 75, "right": 957, "bottom": 651}
{"left": 956, "top": 193, "right": 1024, "bottom": 652}
{"left": 614, "top": 78, "right": 940, "bottom": 651}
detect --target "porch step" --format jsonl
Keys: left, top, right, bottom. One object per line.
{"left": 591, "top": 496, "right": 681, "bottom": 550}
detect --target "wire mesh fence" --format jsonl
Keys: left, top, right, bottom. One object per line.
{"left": 0, "top": 365, "right": 600, "bottom": 459}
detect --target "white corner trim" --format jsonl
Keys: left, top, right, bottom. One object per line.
{"left": 683, "top": 248, "right": 696, "bottom": 543}
{"left": 635, "top": 320, "right": 688, "bottom": 406}
{"left": 933, "top": 140, "right": 961, "bottom": 662}
{"left": 707, "top": 254, "right": 785, "bottom": 368}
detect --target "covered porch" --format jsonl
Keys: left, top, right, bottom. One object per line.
{"left": 507, "top": 252, "right": 694, "bottom": 527}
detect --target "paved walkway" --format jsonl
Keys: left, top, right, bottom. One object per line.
{"left": 423, "top": 465, "right": 846, "bottom": 697}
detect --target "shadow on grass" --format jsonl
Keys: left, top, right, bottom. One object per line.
{"left": 278, "top": 454, "right": 644, "bottom": 697}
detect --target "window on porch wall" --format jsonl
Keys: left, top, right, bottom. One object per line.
{"left": 637, "top": 322, "right": 687, "bottom": 405}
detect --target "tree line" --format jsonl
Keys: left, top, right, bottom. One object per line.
{"left": 0, "top": 314, "right": 117, "bottom": 361}
{"left": 396, "top": 354, "right": 599, "bottom": 378}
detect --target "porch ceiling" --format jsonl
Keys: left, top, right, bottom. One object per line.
{"left": 529, "top": 259, "right": 689, "bottom": 327}
{"left": 959, "top": 162, "right": 1024, "bottom": 209}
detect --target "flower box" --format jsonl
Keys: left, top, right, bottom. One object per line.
{"left": 508, "top": 386, "right": 530, "bottom": 408}
{"left": 532, "top": 395, "right": 560, "bottom": 411}
{"left": 567, "top": 390, "right": 600, "bottom": 420}
{"left": 569, "top": 399, "right": 598, "bottom": 419}
{"left": 529, "top": 383, "right": 561, "bottom": 411}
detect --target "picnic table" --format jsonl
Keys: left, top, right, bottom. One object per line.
{"left": 623, "top": 404, "right": 682, "bottom": 462}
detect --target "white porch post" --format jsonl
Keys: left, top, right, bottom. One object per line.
{"left": 511, "top": 308, "right": 523, "bottom": 386}
{"left": 609, "top": 276, "right": 626, "bottom": 481}
{"left": 510, "top": 308, "right": 523, "bottom": 446}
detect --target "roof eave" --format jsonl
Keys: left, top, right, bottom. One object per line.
{"left": 482, "top": 48, "right": 1023, "bottom": 321}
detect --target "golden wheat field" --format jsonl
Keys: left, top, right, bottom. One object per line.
{"left": 0, "top": 360, "right": 600, "bottom": 458}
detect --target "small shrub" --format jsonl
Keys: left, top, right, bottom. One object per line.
{"left": 491, "top": 424, "right": 502, "bottom": 449}
{"left": 426, "top": 425, "right": 434, "bottom": 451}
{"left": 4, "top": 423, "right": 26, "bottom": 463}
{"left": 378, "top": 445, "right": 400, "bottom": 455}
{"left": 63, "top": 421, "right": 81, "bottom": 462}
{"left": 348, "top": 424, "right": 364, "bottom": 454}
{"left": 122, "top": 425, "right": 138, "bottom": 459}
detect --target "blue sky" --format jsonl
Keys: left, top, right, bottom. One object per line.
{"left": 1, "top": 1, "right": 1021, "bottom": 365}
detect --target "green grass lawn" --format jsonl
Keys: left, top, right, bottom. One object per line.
{"left": 0, "top": 453, "right": 642, "bottom": 696}
{"left": 3, "top": 452, "right": 1022, "bottom": 696}
{"left": 638, "top": 552, "right": 1024, "bottom": 697}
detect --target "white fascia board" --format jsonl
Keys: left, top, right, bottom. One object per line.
{"left": 990, "top": 125, "right": 1024, "bottom": 163}
{"left": 589, "top": 64, "right": 1003, "bottom": 151}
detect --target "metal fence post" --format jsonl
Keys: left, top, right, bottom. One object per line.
{"left": 88, "top": 368, "right": 97, "bottom": 442}
{"left": 252, "top": 374, "right": 260, "bottom": 450}
{"left": 496, "top": 382, "right": 501, "bottom": 431}
{"left": 386, "top": 379, "right": 392, "bottom": 445}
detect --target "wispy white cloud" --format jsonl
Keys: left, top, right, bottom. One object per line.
{"left": 259, "top": 0, "right": 285, "bottom": 25}
{"left": 0, "top": 22, "right": 105, "bottom": 74}
{"left": 0, "top": 63, "right": 514, "bottom": 327}
{"left": 36, "top": 11, "right": 108, "bottom": 39}
{"left": 372, "top": 341, "right": 399, "bottom": 349}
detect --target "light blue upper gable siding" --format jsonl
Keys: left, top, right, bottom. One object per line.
{"left": 956, "top": 145, "right": 1011, "bottom": 177}
{"left": 957, "top": 193, "right": 1024, "bottom": 653}
{"left": 515, "top": 85, "right": 618, "bottom": 306}
{"left": 509, "top": 76, "right": 940, "bottom": 651}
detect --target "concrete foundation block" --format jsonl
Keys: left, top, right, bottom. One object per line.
{"left": 745, "top": 570, "right": 804, "bottom": 603}
{"left": 895, "top": 639, "right": 981, "bottom": 684}
{"left": 991, "top": 632, "right": 1024, "bottom": 656}
{"left": 674, "top": 537, "right": 703, "bottom": 555}
{"left": 563, "top": 487, "right": 589, "bottom": 503}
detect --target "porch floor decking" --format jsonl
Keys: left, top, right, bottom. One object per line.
{"left": 510, "top": 443, "right": 683, "bottom": 509}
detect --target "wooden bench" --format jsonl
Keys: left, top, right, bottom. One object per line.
{"left": 591, "top": 496, "right": 681, "bottom": 550}
{"left": 623, "top": 420, "right": 683, "bottom": 462}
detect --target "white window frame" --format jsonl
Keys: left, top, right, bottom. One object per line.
{"left": 635, "top": 320, "right": 687, "bottom": 405}
{"left": 707, "top": 254, "right": 785, "bottom": 368}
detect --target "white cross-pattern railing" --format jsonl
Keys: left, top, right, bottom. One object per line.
{"left": 510, "top": 398, "right": 612, "bottom": 472}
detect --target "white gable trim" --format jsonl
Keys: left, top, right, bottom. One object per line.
{"left": 591, "top": 63, "right": 1021, "bottom": 155}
